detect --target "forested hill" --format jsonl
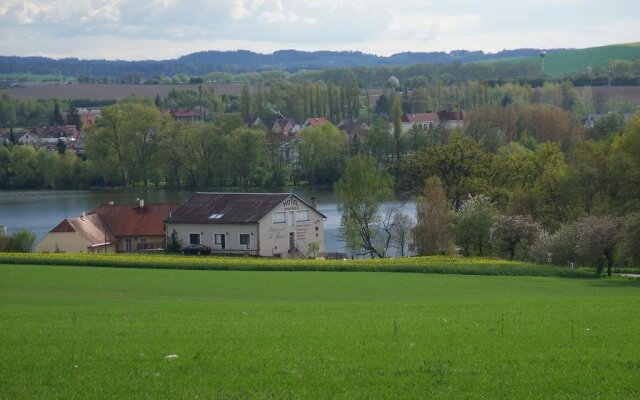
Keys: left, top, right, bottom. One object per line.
{"left": 0, "top": 48, "right": 564, "bottom": 78}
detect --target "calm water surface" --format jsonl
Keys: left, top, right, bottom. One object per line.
{"left": 0, "top": 188, "right": 415, "bottom": 254}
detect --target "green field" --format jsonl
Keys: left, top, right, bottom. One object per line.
{"left": 0, "top": 73, "right": 75, "bottom": 82}
{"left": 492, "top": 43, "right": 640, "bottom": 76}
{"left": 1, "top": 264, "right": 639, "bottom": 399}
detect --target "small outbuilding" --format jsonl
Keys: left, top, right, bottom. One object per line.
{"left": 35, "top": 214, "right": 117, "bottom": 253}
{"left": 165, "top": 192, "right": 326, "bottom": 258}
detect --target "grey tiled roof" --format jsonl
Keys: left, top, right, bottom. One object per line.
{"left": 165, "top": 192, "right": 292, "bottom": 224}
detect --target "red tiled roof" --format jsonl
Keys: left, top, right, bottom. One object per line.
{"left": 402, "top": 113, "right": 440, "bottom": 123}
{"left": 304, "top": 117, "right": 329, "bottom": 126}
{"left": 90, "top": 203, "right": 179, "bottom": 237}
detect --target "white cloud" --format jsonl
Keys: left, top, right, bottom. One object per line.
{"left": 14, "top": 2, "right": 41, "bottom": 24}
{"left": 231, "top": 0, "right": 250, "bottom": 19}
{"left": 0, "top": 0, "right": 638, "bottom": 60}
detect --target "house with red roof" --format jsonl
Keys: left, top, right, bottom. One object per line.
{"left": 35, "top": 200, "right": 180, "bottom": 253}
{"left": 303, "top": 117, "right": 329, "bottom": 128}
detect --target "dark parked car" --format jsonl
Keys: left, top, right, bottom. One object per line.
{"left": 180, "top": 243, "right": 211, "bottom": 255}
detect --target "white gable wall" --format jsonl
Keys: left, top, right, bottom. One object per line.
{"left": 258, "top": 195, "right": 324, "bottom": 258}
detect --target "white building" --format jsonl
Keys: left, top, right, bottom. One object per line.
{"left": 164, "top": 193, "right": 326, "bottom": 259}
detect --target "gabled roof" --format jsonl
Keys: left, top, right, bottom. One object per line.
{"left": 90, "top": 203, "right": 179, "bottom": 237}
{"left": 402, "top": 113, "right": 440, "bottom": 123}
{"left": 50, "top": 214, "right": 116, "bottom": 247}
{"left": 243, "top": 115, "right": 261, "bottom": 126}
{"left": 165, "top": 193, "right": 325, "bottom": 225}
{"left": 303, "top": 117, "right": 329, "bottom": 127}
{"left": 338, "top": 118, "right": 370, "bottom": 134}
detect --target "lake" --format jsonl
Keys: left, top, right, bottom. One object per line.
{"left": 0, "top": 188, "right": 416, "bottom": 255}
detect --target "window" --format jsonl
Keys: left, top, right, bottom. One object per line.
{"left": 139, "top": 237, "right": 148, "bottom": 250}
{"left": 189, "top": 233, "right": 200, "bottom": 245}
{"left": 214, "top": 233, "right": 226, "bottom": 249}
{"left": 288, "top": 211, "right": 295, "bottom": 227}
{"left": 296, "top": 210, "right": 310, "bottom": 222}
{"left": 125, "top": 238, "right": 133, "bottom": 251}
{"left": 273, "top": 212, "right": 286, "bottom": 224}
{"left": 239, "top": 233, "right": 250, "bottom": 249}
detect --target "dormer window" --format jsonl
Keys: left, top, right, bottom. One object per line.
{"left": 208, "top": 213, "right": 224, "bottom": 220}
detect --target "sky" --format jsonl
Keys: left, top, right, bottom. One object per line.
{"left": 0, "top": 0, "right": 638, "bottom": 60}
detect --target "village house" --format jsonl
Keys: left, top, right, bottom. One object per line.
{"left": 401, "top": 111, "right": 464, "bottom": 132}
{"left": 0, "top": 129, "right": 11, "bottom": 145}
{"left": 338, "top": 118, "right": 370, "bottom": 149}
{"left": 270, "top": 118, "right": 296, "bottom": 136}
{"left": 161, "top": 108, "right": 202, "bottom": 122}
{"left": 303, "top": 117, "right": 329, "bottom": 128}
{"left": 62, "top": 107, "right": 101, "bottom": 129}
{"left": 35, "top": 200, "right": 179, "bottom": 253}
{"left": 165, "top": 193, "right": 325, "bottom": 259}
{"left": 243, "top": 115, "right": 262, "bottom": 128}
{"left": 77, "top": 107, "right": 101, "bottom": 128}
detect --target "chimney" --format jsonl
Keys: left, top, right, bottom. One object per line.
{"left": 81, "top": 211, "right": 85, "bottom": 218}
{"left": 310, "top": 197, "right": 317, "bottom": 209}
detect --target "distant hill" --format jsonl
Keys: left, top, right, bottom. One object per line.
{"left": 491, "top": 43, "right": 640, "bottom": 76}
{"left": 0, "top": 48, "right": 565, "bottom": 78}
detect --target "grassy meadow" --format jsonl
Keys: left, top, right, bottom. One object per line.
{"left": 1, "top": 264, "right": 639, "bottom": 399}
{"left": 492, "top": 42, "right": 640, "bottom": 76}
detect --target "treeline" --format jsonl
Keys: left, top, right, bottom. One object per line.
{"left": 334, "top": 109, "right": 639, "bottom": 268}
{"left": 0, "top": 49, "right": 565, "bottom": 78}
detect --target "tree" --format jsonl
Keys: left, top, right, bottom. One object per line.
{"left": 454, "top": 194, "right": 497, "bottom": 256}
{"left": 390, "top": 93, "right": 403, "bottom": 163}
{"left": 240, "top": 83, "right": 252, "bottom": 118}
{"left": 365, "top": 117, "right": 393, "bottom": 165}
{"left": 391, "top": 211, "right": 413, "bottom": 257}
{"left": 66, "top": 105, "right": 82, "bottom": 130}
{"left": 298, "top": 124, "right": 347, "bottom": 184}
{"left": 9, "top": 229, "right": 36, "bottom": 252}
{"left": 413, "top": 176, "right": 454, "bottom": 255}
{"left": 573, "top": 216, "right": 624, "bottom": 276}
{"left": 226, "top": 128, "right": 266, "bottom": 189}
{"left": 335, "top": 155, "right": 394, "bottom": 258}
{"left": 0, "top": 94, "right": 17, "bottom": 128}
{"left": 618, "top": 213, "right": 640, "bottom": 268}
{"left": 403, "top": 134, "right": 490, "bottom": 209}
{"left": 8, "top": 145, "right": 38, "bottom": 188}
{"left": 489, "top": 215, "right": 542, "bottom": 260}
{"left": 49, "top": 101, "right": 65, "bottom": 126}
{"left": 85, "top": 101, "right": 165, "bottom": 187}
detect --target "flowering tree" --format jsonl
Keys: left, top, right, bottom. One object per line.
{"left": 489, "top": 215, "right": 542, "bottom": 260}
{"left": 454, "top": 194, "right": 497, "bottom": 256}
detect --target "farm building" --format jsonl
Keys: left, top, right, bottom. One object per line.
{"left": 35, "top": 213, "right": 117, "bottom": 254}
{"left": 35, "top": 200, "right": 179, "bottom": 253}
{"left": 165, "top": 193, "right": 326, "bottom": 258}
